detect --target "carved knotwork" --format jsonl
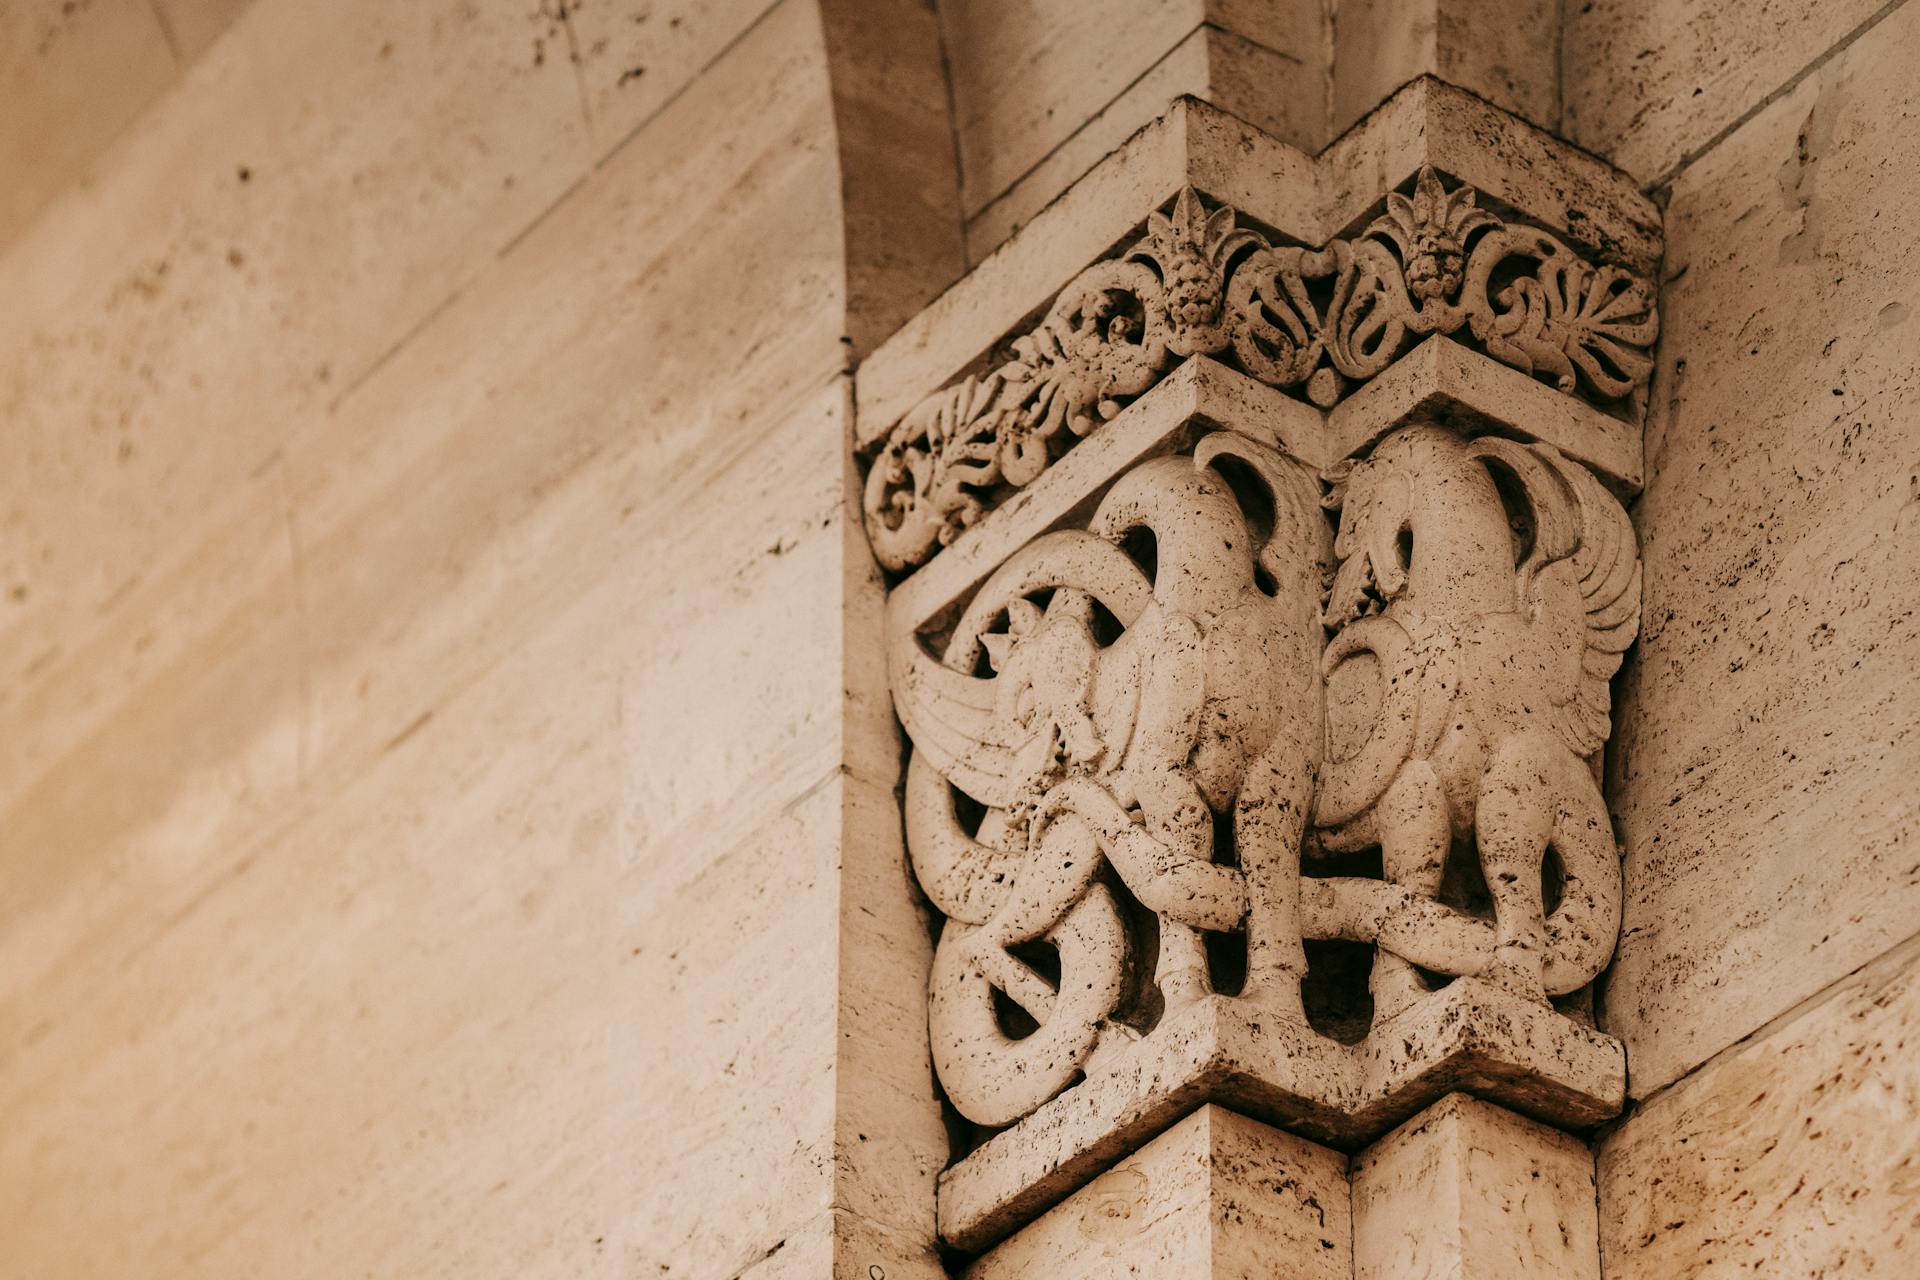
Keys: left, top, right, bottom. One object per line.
{"left": 896, "top": 434, "right": 1328, "bottom": 1126}
{"left": 863, "top": 169, "right": 1658, "bottom": 572}
{"left": 895, "top": 424, "right": 1641, "bottom": 1131}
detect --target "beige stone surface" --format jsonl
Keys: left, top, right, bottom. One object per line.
{"left": 0, "top": 0, "right": 954, "bottom": 1275}
{"left": 967, "top": 1106, "right": 1351, "bottom": 1279}
{"left": 1353, "top": 1093, "right": 1600, "bottom": 1279}
{"left": 857, "top": 97, "right": 1315, "bottom": 446}
{"left": 1562, "top": 0, "right": 1893, "bottom": 185}
{"left": 868, "top": 169, "right": 1654, "bottom": 574}
{"left": 859, "top": 78, "right": 1658, "bottom": 451}
{"left": 941, "top": 0, "right": 1326, "bottom": 223}
{"left": 939, "top": 980, "right": 1624, "bottom": 1252}
{"left": 151, "top": 0, "right": 259, "bottom": 62}
{"left": 0, "top": 0, "right": 179, "bottom": 251}
{"left": 965, "top": 24, "right": 1325, "bottom": 260}
{"left": 5, "top": 1, "right": 1914, "bottom": 1275}
{"left": 0, "top": 0, "right": 770, "bottom": 749}
{"left": 1603, "top": 0, "right": 1920, "bottom": 1096}
{"left": 0, "top": 0, "right": 850, "bottom": 1035}
{"left": 1333, "top": 0, "right": 1560, "bottom": 136}
{"left": 1327, "top": 335, "right": 1643, "bottom": 492}
{"left": 1598, "top": 935, "right": 1920, "bottom": 1278}
{"left": 885, "top": 360, "right": 1325, "bottom": 632}
{"left": 0, "top": 375, "right": 910, "bottom": 1275}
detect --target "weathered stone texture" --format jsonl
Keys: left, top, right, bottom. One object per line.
{"left": 0, "top": 2, "right": 949, "bottom": 1276}
{"left": 0, "top": 0, "right": 771, "bottom": 747}
{"left": 967, "top": 1106, "right": 1351, "bottom": 1279}
{"left": 0, "top": 0, "right": 848, "bottom": 1024}
{"left": 1333, "top": 0, "right": 1560, "bottom": 136}
{"left": 1353, "top": 1094, "right": 1602, "bottom": 1280}
{"left": 1562, "top": 0, "right": 1893, "bottom": 183}
{"left": 1598, "top": 936, "right": 1920, "bottom": 1277}
{"left": 1604, "top": 0, "right": 1920, "bottom": 1096}
{"left": 966, "top": 24, "right": 1321, "bottom": 261}
{"left": 941, "top": 0, "right": 1327, "bottom": 258}
{"left": 151, "top": 0, "right": 259, "bottom": 62}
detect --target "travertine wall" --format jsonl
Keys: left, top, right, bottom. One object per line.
{"left": 1573, "top": 1, "right": 1920, "bottom": 1270}
{"left": 0, "top": 0, "right": 954, "bottom": 1275}
{"left": 2, "top": 0, "right": 1914, "bottom": 1275}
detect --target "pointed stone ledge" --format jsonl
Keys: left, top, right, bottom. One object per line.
{"left": 883, "top": 338, "right": 1643, "bottom": 610}
{"left": 938, "top": 979, "right": 1623, "bottom": 1253}
{"left": 1329, "top": 334, "right": 1644, "bottom": 492}
{"left": 964, "top": 1106, "right": 1352, "bottom": 1279}
{"left": 855, "top": 75, "right": 1660, "bottom": 451}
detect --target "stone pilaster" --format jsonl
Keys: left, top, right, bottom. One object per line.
{"left": 855, "top": 75, "right": 1659, "bottom": 1265}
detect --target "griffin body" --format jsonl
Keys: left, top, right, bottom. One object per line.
{"left": 1315, "top": 426, "right": 1641, "bottom": 1016}
{"left": 893, "top": 434, "right": 1327, "bottom": 1126}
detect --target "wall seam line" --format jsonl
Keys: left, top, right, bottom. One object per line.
{"left": 1647, "top": 0, "right": 1912, "bottom": 192}
{"left": 962, "top": 19, "right": 1209, "bottom": 230}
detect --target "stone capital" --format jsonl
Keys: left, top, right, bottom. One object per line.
{"left": 857, "top": 77, "right": 1659, "bottom": 1256}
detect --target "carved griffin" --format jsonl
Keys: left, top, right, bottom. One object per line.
{"left": 1313, "top": 426, "right": 1641, "bottom": 1017}
{"left": 891, "top": 434, "right": 1329, "bottom": 1126}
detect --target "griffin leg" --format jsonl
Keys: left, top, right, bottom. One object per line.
{"left": 1371, "top": 760, "right": 1450, "bottom": 1021}
{"left": 1475, "top": 734, "right": 1556, "bottom": 1002}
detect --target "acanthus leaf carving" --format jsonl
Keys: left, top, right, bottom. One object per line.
{"left": 864, "top": 168, "right": 1658, "bottom": 573}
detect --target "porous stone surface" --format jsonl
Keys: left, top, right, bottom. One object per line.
{"left": 966, "top": 1105, "right": 1351, "bottom": 1279}
{"left": 0, "top": 2, "right": 956, "bottom": 1276}
{"left": 1562, "top": 0, "right": 1894, "bottom": 184}
{"left": 6, "top": 0, "right": 1917, "bottom": 1274}
{"left": 870, "top": 76, "right": 1654, "bottom": 1251}
{"left": 1352, "top": 1093, "right": 1601, "bottom": 1279}
{"left": 1332, "top": 0, "right": 1561, "bottom": 136}
{"left": 937, "top": 979, "right": 1624, "bottom": 1252}
{"left": 1602, "top": 0, "right": 1920, "bottom": 1097}
{"left": 0, "top": 0, "right": 182, "bottom": 251}
{"left": 857, "top": 77, "right": 1660, "bottom": 452}
{"left": 1598, "top": 935, "right": 1920, "bottom": 1277}
{"left": 941, "top": 0, "right": 1327, "bottom": 243}
{"left": 965, "top": 24, "right": 1328, "bottom": 261}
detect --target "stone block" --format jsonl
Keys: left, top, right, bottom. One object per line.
{"left": 1353, "top": 1093, "right": 1601, "bottom": 1279}
{"left": 1602, "top": 0, "right": 1920, "bottom": 1096}
{"left": 967, "top": 24, "right": 1326, "bottom": 262}
{"left": 1598, "top": 935, "right": 1920, "bottom": 1278}
{"left": 0, "top": 0, "right": 854, "bottom": 1039}
{"left": 1562, "top": 0, "right": 1890, "bottom": 185}
{"left": 939, "top": 981, "right": 1623, "bottom": 1252}
{"left": 1327, "top": 334, "right": 1643, "bottom": 492}
{"left": 1333, "top": 0, "right": 1560, "bottom": 136}
{"left": 0, "top": 0, "right": 774, "bottom": 766}
{"left": 941, "top": 0, "right": 1327, "bottom": 224}
{"left": 966, "top": 1106, "right": 1351, "bottom": 1279}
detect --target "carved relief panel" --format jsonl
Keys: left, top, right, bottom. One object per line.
{"left": 897, "top": 433, "right": 1329, "bottom": 1127}
{"left": 864, "top": 155, "right": 1657, "bottom": 1252}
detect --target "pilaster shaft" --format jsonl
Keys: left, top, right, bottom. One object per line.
{"left": 855, "top": 76, "right": 1659, "bottom": 1265}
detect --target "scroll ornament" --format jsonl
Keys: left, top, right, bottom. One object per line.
{"left": 863, "top": 168, "right": 1658, "bottom": 572}
{"left": 896, "top": 426, "right": 1641, "bottom": 1129}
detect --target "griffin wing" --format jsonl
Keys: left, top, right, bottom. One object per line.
{"left": 887, "top": 530, "right": 1154, "bottom": 810}
{"left": 1469, "top": 439, "right": 1641, "bottom": 760}
{"left": 1542, "top": 447, "right": 1641, "bottom": 758}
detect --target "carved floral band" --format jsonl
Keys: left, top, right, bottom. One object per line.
{"left": 862, "top": 167, "right": 1659, "bottom": 572}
